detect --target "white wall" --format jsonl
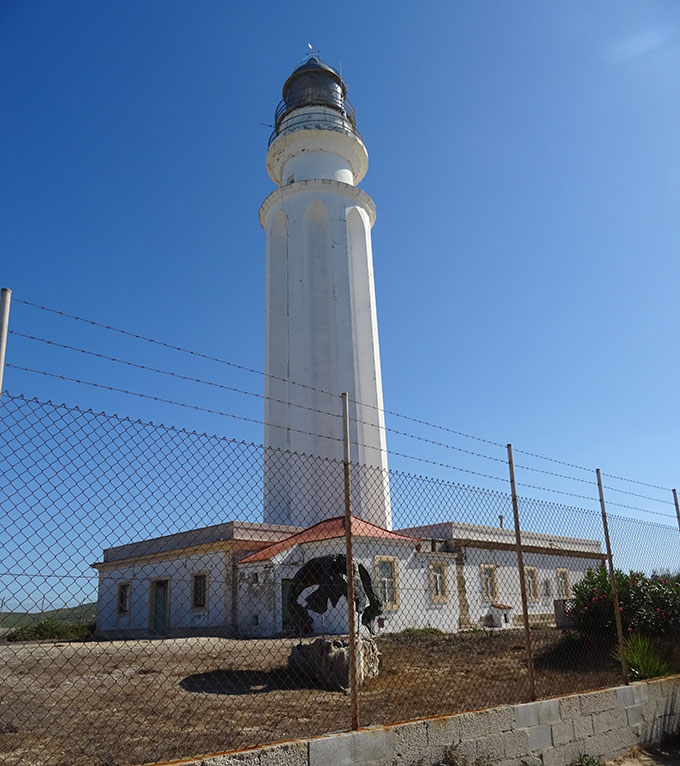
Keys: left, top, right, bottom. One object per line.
{"left": 462, "top": 547, "right": 601, "bottom": 625}
{"left": 96, "top": 550, "right": 230, "bottom": 636}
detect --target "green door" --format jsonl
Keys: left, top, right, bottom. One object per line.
{"left": 281, "top": 579, "right": 294, "bottom": 633}
{"left": 151, "top": 580, "right": 169, "bottom": 635}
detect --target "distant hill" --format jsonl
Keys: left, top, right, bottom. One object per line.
{"left": 0, "top": 603, "right": 96, "bottom": 629}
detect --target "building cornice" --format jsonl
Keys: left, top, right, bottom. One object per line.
{"left": 259, "top": 179, "right": 376, "bottom": 229}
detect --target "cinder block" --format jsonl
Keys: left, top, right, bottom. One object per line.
{"left": 309, "top": 731, "right": 354, "bottom": 766}
{"left": 504, "top": 729, "right": 531, "bottom": 759}
{"left": 551, "top": 719, "right": 574, "bottom": 747}
{"left": 459, "top": 710, "right": 490, "bottom": 740}
{"left": 351, "top": 727, "right": 395, "bottom": 765}
{"left": 476, "top": 732, "right": 506, "bottom": 762}
{"left": 487, "top": 706, "right": 515, "bottom": 733}
{"left": 541, "top": 743, "right": 579, "bottom": 766}
{"left": 592, "top": 707, "right": 626, "bottom": 735}
{"left": 615, "top": 685, "right": 635, "bottom": 707}
{"left": 454, "top": 738, "right": 478, "bottom": 763}
{"left": 572, "top": 715, "right": 594, "bottom": 741}
{"left": 640, "top": 701, "right": 657, "bottom": 723}
{"left": 559, "top": 696, "right": 580, "bottom": 720}
{"left": 514, "top": 702, "right": 539, "bottom": 729}
{"left": 661, "top": 678, "right": 678, "bottom": 697}
{"left": 632, "top": 683, "right": 649, "bottom": 704}
{"left": 393, "top": 720, "right": 428, "bottom": 765}
{"left": 537, "top": 699, "right": 561, "bottom": 725}
{"left": 580, "top": 690, "right": 616, "bottom": 715}
{"left": 259, "top": 742, "right": 308, "bottom": 766}
{"left": 646, "top": 680, "right": 664, "bottom": 701}
{"left": 519, "top": 756, "right": 542, "bottom": 766}
{"left": 427, "top": 715, "right": 461, "bottom": 759}
{"left": 202, "top": 752, "right": 260, "bottom": 766}
{"left": 528, "top": 724, "right": 552, "bottom": 752}
{"left": 627, "top": 705, "right": 645, "bottom": 727}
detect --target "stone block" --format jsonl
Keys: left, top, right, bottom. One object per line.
{"left": 572, "top": 715, "right": 594, "bottom": 741}
{"left": 393, "top": 720, "right": 428, "bottom": 765}
{"left": 615, "top": 685, "right": 635, "bottom": 707}
{"left": 309, "top": 731, "right": 354, "bottom": 766}
{"left": 551, "top": 719, "right": 574, "bottom": 747}
{"left": 632, "top": 683, "right": 649, "bottom": 705}
{"left": 514, "top": 703, "right": 539, "bottom": 729}
{"left": 455, "top": 738, "right": 479, "bottom": 763}
{"left": 627, "top": 705, "right": 644, "bottom": 727}
{"left": 459, "top": 711, "right": 490, "bottom": 741}
{"left": 519, "top": 756, "right": 542, "bottom": 766}
{"left": 559, "top": 695, "right": 580, "bottom": 720}
{"left": 504, "top": 729, "right": 531, "bottom": 759}
{"left": 537, "top": 699, "right": 561, "bottom": 725}
{"left": 476, "top": 732, "right": 506, "bottom": 762}
{"left": 487, "top": 706, "right": 514, "bottom": 733}
{"left": 528, "top": 724, "right": 552, "bottom": 752}
{"left": 580, "top": 690, "right": 616, "bottom": 715}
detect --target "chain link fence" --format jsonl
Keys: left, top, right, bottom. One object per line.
{"left": 0, "top": 392, "right": 678, "bottom": 766}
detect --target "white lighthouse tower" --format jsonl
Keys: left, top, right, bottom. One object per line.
{"left": 260, "top": 56, "right": 391, "bottom": 530}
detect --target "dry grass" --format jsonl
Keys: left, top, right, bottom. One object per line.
{"left": 0, "top": 629, "right": 620, "bottom": 766}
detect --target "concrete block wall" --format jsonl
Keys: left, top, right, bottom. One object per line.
{"left": 188, "top": 676, "right": 680, "bottom": 766}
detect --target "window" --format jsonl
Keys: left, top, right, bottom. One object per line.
{"left": 525, "top": 567, "right": 539, "bottom": 603}
{"left": 191, "top": 573, "right": 208, "bottom": 610}
{"left": 480, "top": 564, "right": 498, "bottom": 602}
{"left": 428, "top": 562, "right": 448, "bottom": 603}
{"left": 556, "top": 569, "right": 571, "bottom": 599}
{"left": 543, "top": 579, "right": 553, "bottom": 598}
{"left": 375, "top": 556, "right": 398, "bottom": 609}
{"left": 117, "top": 583, "right": 130, "bottom": 615}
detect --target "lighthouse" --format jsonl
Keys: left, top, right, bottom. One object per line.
{"left": 260, "top": 56, "right": 391, "bottom": 530}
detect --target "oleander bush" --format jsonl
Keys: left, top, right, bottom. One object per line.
{"left": 569, "top": 566, "right": 680, "bottom": 640}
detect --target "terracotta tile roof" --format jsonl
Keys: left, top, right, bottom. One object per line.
{"left": 491, "top": 603, "right": 514, "bottom": 610}
{"left": 239, "top": 515, "right": 418, "bottom": 564}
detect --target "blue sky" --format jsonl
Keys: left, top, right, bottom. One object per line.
{"left": 2, "top": 0, "right": 680, "bottom": 539}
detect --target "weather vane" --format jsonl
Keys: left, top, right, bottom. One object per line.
{"left": 307, "top": 42, "right": 320, "bottom": 58}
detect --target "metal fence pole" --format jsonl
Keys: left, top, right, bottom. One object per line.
{"left": 506, "top": 444, "right": 537, "bottom": 701}
{"left": 341, "top": 392, "right": 360, "bottom": 730}
{"left": 595, "top": 468, "right": 629, "bottom": 685}
{"left": 0, "top": 288, "right": 12, "bottom": 400}
{"left": 672, "top": 489, "right": 680, "bottom": 534}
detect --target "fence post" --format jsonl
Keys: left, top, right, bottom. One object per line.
{"left": 506, "top": 444, "right": 537, "bottom": 701}
{"left": 341, "top": 392, "right": 360, "bottom": 730}
{"left": 595, "top": 468, "right": 629, "bottom": 685}
{"left": 672, "top": 489, "right": 680, "bottom": 534}
{"left": 0, "top": 288, "right": 12, "bottom": 399}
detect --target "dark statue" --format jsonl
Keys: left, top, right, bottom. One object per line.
{"left": 286, "top": 554, "right": 383, "bottom": 634}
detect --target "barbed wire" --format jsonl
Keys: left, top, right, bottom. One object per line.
{"left": 10, "top": 330, "right": 510, "bottom": 468}
{"left": 10, "top": 330, "right": 673, "bottom": 506}
{"left": 12, "top": 297, "right": 675, "bottom": 495}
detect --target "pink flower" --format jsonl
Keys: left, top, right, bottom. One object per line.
{"left": 627, "top": 627, "right": 633, "bottom": 632}
{"left": 656, "top": 608, "right": 661, "bottom": 612}
{"left": 619, "top": 607, "right": 623, "bottom": 612}
{"left": 584, "top": 606, "right": 589, "bottom": 611}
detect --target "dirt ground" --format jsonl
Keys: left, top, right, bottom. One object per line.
{"left": 0, "top": 629, "right": 621, "bottom": 766}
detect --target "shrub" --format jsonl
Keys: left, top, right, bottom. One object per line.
{"left": 613, "top": 633, "right": 671, "bottom": 680}
{"left": 8, "top": 618, "right": 94, "bottom": 642}
{"left": 570, "top": 567, "right": 680, "bottom": 641}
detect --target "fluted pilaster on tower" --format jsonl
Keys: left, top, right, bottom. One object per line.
{"left": 260, "top": 56, "right": 391, "bottom": 530}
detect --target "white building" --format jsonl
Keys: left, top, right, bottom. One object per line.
{"left": 93, "top": 516, "right": 604, "bottom": 639}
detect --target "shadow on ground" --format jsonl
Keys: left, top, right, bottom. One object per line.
{"left": 180, "top": 667, "right": 317, "bottom": 695}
